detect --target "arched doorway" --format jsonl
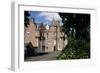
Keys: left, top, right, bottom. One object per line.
{"left": 53, "top": 46, "right": 56, "bottom": 51}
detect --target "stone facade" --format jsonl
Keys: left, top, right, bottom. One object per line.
{"left": 24, "top": 18, "right": 68, "bottom": 53}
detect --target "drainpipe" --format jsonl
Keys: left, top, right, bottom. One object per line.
{"left": 56, "top": 25, "right": 58, "bottom": 51}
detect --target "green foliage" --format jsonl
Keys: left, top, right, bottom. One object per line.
{"left": 57, "top": 13, "right": 90, "bottom": 60}
{"left": 57, "top": 37, "right": 90, "bottom": 59}
{"left": 59, "top": 13, "right": 90, "bottom": 40}
{"left": 24, "top": 11, "right": 30, "bottom": 27}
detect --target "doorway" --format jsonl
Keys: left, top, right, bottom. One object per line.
{"left": 54, "top": 46, "right": 56, "bottom": 51}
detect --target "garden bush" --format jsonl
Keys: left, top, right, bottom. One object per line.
{"left": 57, "top": 37, "right": 90, "bottom": 59}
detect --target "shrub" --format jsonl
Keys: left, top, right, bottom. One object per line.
{"left": 57, "top": 37, "right": 90, "bottom": 59}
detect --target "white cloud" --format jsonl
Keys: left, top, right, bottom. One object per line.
{"left": 38, "top": 12, "right": 62, "bottom": 21}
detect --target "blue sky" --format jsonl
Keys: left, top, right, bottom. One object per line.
{"left": 29, "top": 11, "right": 63, "bottom": 26}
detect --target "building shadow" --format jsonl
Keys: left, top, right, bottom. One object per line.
{"left": 24, "top": 42, "right": 48, "bottom": 59}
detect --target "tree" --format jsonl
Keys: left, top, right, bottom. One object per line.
{"left": 74, "top": 14, "right": 90, "bottom": 40}
{"left": 24, "top": 11, "right": 30, "bottom": 27}
{"left": 57, "top": 13, "right": 90, "bottom": 59}
{"left": 59, "top": 13, "right": 90, "bottom": 40}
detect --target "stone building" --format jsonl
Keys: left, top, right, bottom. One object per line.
{"left": 24, "top": 18, "right": 68, "bottom": 54}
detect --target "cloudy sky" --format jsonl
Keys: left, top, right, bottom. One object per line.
{"left": 29, "top": 11, "right": 63, "bottom": 26}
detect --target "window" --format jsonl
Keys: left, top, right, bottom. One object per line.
{"left": 54, "top": 32, "right": 56, "bottom": 35}
{"left": 47, "top": 47, "right": 48, "bottom": 49}
{"left": 42, "top": 46, "right": 45, "bottom": 51}
{"left": 54, "top": 40, "right": 56, "bottom": 45}
{"left": 47, "top": 33, "right": 48, "bottom": 38}
{"left": 26, "top": 31, "right": 30, "bottom": 35}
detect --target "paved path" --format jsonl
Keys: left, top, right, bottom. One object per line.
{"left": 25, "top": 51, "right": 61, "bottom": 61}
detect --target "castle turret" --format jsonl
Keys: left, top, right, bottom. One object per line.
{"left": 30, "top": 17, "right": 35, "bottom": 24}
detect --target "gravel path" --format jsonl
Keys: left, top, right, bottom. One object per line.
{"left": 25, "top": 51, "right": 61, "bottom": 61}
